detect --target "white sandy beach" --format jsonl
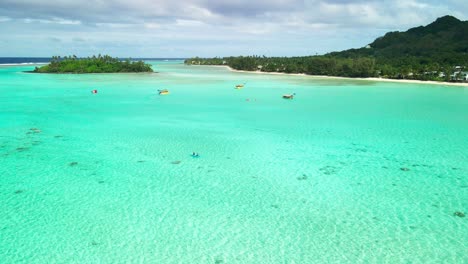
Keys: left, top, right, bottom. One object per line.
{"left": 204, "top": 65, "right": 468, "bottom": 87}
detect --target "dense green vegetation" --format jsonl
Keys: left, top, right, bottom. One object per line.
{"left": 33, "top": 55, "right": 153, "bottom": 73}
{"left": 185, "top": 15, "right": 468, "bottom": 82}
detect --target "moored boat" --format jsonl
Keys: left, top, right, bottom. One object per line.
{"left": 158, "top": 89, "right": 169, "bottom": 95}
{"left": 235, "top": 84, "right": 245, "bottom": 89}
{"left": 282, "top": 94, "right": 294, "bottom": 99}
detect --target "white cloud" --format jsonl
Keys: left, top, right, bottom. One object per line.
{"left": 22, "top": 17, "right": 81, "bottom": 25}
{"left": 175, "top": 19, "right": 205, "bottom": 27}
{"left": 95, "top": 23, "right": 134, "bottom": 28}
{"left": 144, "top": 23, "right": 161, "bottom": 29}
{"left": 0, "top": 0, "right": 466, "bottom": 57}
{"left": 1, "top": 0, "right": 466, "bottom": 29}
{"left": 0, "top": 16, "right": 11, "bottom": 22}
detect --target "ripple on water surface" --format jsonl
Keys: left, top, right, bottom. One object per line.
{"left": 0, "top": 62, "right": 466, "bottom": 263}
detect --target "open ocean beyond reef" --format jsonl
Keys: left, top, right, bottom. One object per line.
{"left": 0, "top": 60, "right": 466, "bottom": 263}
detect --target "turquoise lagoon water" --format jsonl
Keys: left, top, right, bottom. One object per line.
{"left": 0, "top": 61, "right": 466, "bottom": 263}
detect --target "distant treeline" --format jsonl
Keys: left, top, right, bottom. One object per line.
{"left": 185, "top": 55, "right": 465, "bottom": 81}
{"left": 185, "top": 15, "right": 468, "bottom": 82}
{"left": 33, "top": 55, "right": 153, "bottom": 73}
{"left": 185, "top": 56, "right": 378, "bottom": 78}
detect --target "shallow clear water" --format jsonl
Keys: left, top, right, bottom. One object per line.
{"left": 0, "top": 61, "right": 467, "bottom": 263}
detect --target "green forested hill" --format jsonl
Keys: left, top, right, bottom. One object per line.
{"left": 329, "top": 15, "right": 468, "bottom": 64}
{"left": 186, "top": 16, "right": 468, "bottom": 81}
{"left": 372, "top": 15, "right": 468, "bottom": 55}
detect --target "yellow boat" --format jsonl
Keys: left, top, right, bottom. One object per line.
{"left": 158, "top": 89, "right": 169, "bottom": 95}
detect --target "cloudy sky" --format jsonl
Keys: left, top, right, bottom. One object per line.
{"left": 0, "top": 0, "right": 466, "bottom": 57}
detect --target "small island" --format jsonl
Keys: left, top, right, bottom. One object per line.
{"left": 33, "top": 55, "right": 153, "bottom": 73}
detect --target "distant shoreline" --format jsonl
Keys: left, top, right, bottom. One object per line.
{"left": 1, "top": 62, "right": 157, "bottom": 74}
{"left": 198, "top": 65, "right": 468, "bottom": 87}
{"left": 22, "top": 70, "right": 157, "bottom": 74}
{"left": 0, "top": 63, "right": 47, "bottom": 67}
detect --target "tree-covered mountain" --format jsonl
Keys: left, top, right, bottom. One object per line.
{"left": 329, "top": 15, "right": 468, "bottom": 65}
{"left": 185, "top": 15, "right": 468, "bottom": 81}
